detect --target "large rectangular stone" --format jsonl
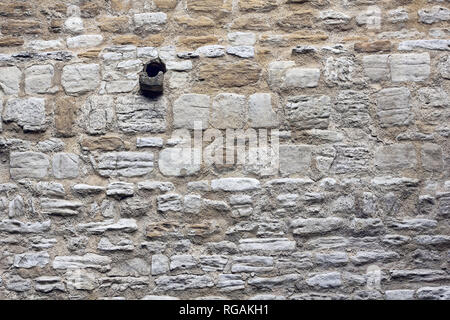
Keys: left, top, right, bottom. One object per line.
{"left": 285, "top": 95, "right": 331, "bottom": 130}
{"left": 10, "top": 152, "right": 50, "bottom": 179}
{"left": 376, "top": 87, "right": 412, "bottom": 127}
{"left": 375, "top": 144, "right": 417, "bottom": 171}
{"left": 116, "top": 96, "right": 167, "bottom": 133}
{"left": 96, "top": 152, "right": 154, "bottom": 177}
{"left": 389, "top": 53, "right": 430, "bottom": 82}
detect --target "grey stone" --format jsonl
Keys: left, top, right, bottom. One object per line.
{"left": 155, "top": 275, "right": 214, "bottom": 291}
{"left": 25, "top": 64, "right": 55, "bottom": 94}
{"left": 14, "top": 251, "right": 49, "bottom": 268}
{"left": 106, "top": 182, "right": 135, "bottom": 197}
{"left": 248, "top": 93, "right": 279, "bottom": 128}
{"left": 133, "top": 12, "right": 167, "bottom": 32}
{"left": 195, "top": 45, "right": 225, "bottom": 58}
{"left": 217, "top": 274, "right": 245, "bottom": 291}
{"left": 170, "top": 255, "right": 198, "bottom": 271}
{"left": 226, "top": 46, "right": 255, "bottom": 58}
{"left": 389, "top": 53, "right": 430, "bottom": 82}
{"left": 173, "top": 94, "right": 210, "bottom": 129}
{"left": 152, "top": 254, "right": 169, "bottom": 275}
{"left": 77, "top": 219, "right": 138, "bottom": 234}
{"left": 375, "top": 144, "right": 417, "bottom": 171}
{"left": 418, "top": 6, "right": 450, "bottom": 24}
{"left": 5, "top": 275, "right": 32, "bottom": 292}
{"left": 53, "top": 253, "right": 112, "bottom": 272}
{"left": 3, "top": 98, "right": 46, "bottom": 131}
{"left": 82, "top": 95, "right": 115, "bottom": 135}
{"left": 36, "top": 138, "right": 65, "bottom": 153}
{"left": 284, "top": 68, "right": 320, "bottom": 89}
{"left": 0, "top": 219, "right": 51, "bottom": 234}
{"left": 362, "top": 54, "right": 390, "bottom": 82}
{"left": 67, "top": 35, "right": 103, "bottom": 48}
{"left": 137, "top": 137, "right": 164, "bottom": 148}
{"left": 306, "top": 272, "right": 342, "bottom": 288}
{"left": 376, "top": 87, "right": 412, "bottom": 127}
{"left": 228, "top": 32, "right": 256, "bottom": 46}
{"left": 199, "top": 256, "right": 228, "bottom": 272}
{"left": 96, "top": 152, "right": 154, "bottom": 177}
{"left": 334, "top": 90, "right": 370, "bottom": 128}
{"left": 157, "top": 194, "right": 182, "bottom": 212}
{"left": 211, "top": 178, "right": 260, "bottom": 192}
{"left": 35, "top": 276, "right": 65, "bottom": 293}
{"left": 248, "top": 274, "right": 300, "bottom": 289}
{"left": 116, "top": 96, "right": 167, "bottom": 133}
{"left": 40, "top": 198, "right": 82, "bottom": 216}
{"left": 279, "top": 145, "right": 312, "bottom": 176}
{"left": 398, "top": 39, "right": 450, "bottom": 51}
{"left": 210, "top": 93, "right": 247, "bottom": 129}
{"left": 98, "top": 238, "right": 134, "bottom": 251}
{"left": 390, "top": 269, "right": 447, "bottom": 282}
{"left": 416, "top": 286, "right": 450, "bottom": 300}
{"left": 285, "top": 95, "right": 331, "bottom": 130}
{"left": 238, "top": 238, "right": 295, "bottom": 252}
{"left": 72, "top": 184, "right": 105, "bottom": 195}
{"left": 421, "top": 143, "right": 443, "bottom": 172}
{"left": 61, "top": 64, "right": 100, "bottom": 95}
{"left": 10, "top": 152, "right": 50, "bottom": 179}
{"left": 291, "top": 217, "right": 345, "bottom": 236}
{"left": 385, "top": 290, "right": 415, "bottom": 300}
{"left": 231, "top": 256, "right": 274, "bottom": 273}
{"left": 52, "top": 153, "right": 79, "bottom": 179}
{"left": 0, "top": 66, "right": 21, "bottom": 95}
{"left": 137, "top": 181, "right": 175, "bottom": 192}
{"left": 324, "top": 57, "right": 354, "bottom": 87}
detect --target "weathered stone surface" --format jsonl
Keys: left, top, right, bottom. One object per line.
{"left": 291, "top": 218, "right": 345, "bottom": 236}
{"left": 0, "top": 219, "right": 51, "bottom": 234}
{"left": 238, "top": 238, "right": 295, "bottom": 252}
{"left": 173, "top": 94, "right": 210, "bottom": 129}
{"left": 116, "top": 96, "right": 167, "bottom": 133}
{"left": 375, "top": 144, "right": 417, "bottom": 171}
{"left": 155, "top": 275, "right": 214, "bottom": 291}
{"left": 62, "top": 64, "right": 100, "bottom": 95}
{"left": 211, "top": 93, "right": 247, "bottom": 129}
{"left": 53, "top": 153, "right": 79, "bottom": 179}
{"left": 133, "top": 12, "right": 167, "bottom": 32}
{"left": 96, "top": 152, "right": 154, "bottom": 177}
{"left": 41, "top": 198, "right": 82, "bottom": 216}
{"left": 306, "top": 272, "right": 342, "bottom": 289}
{"left": 279, "top": 145, "right": 312, "bottom": 175}
{"left": 14, "top": 251, "right": 49, "bottom": 268}
{"left": 3, "top": 98, "right": 46, "bottom": 132}
{"left": 211, "top": 178, "right": 260, "bottom": 192}
{"left": 10, "top": 152, "right": 50, "bottom": 179}
{"left": 389, "top": 53, "right": 430, "bottom": 82}
{"left": 285, "top": 95, "right": 331, "bottom": 130}
{"left": 67, "top": 35, "right": 104, "bottom": 48}
{"left": 77, "top": 219, "right": 138, "bottom": 234}
{"left": 53, "top": 254, "right": 112, "bottom": 272}
{"left": 284, "top": 68, "right": 320, "bottom": 89}
{"left": 418, "top": 6, "right": 450, "bottom": 24}
{"left": 376, "top": 87, "right": 412, "bottom": 128}
{"left": 248, "top": 93, "right": 279, "bottom": 128}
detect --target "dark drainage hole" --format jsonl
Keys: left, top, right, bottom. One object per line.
{"left": 146, "top": 61, "right": 166, "bottom": 77}
{"left": 140, "top": 58, "right": 166, "bottom": 98}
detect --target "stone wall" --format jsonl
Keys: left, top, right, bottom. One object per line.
{"left": 0, "top": 0, "right": 449, "bottom": 300}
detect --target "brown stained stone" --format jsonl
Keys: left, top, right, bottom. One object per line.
{"left": 110, "top": 0, "right": 132, "bottom": 12}
{"left": 0, "top": 2, "right": 34, "bottom": 17}
{"left": 288, "top": 32, "right": 328, "bottom": 42}
{"left": 112, "top": 35, "right": 141, "bottom": 46}
{"left": 49, "top": 19, "right": 63, "bottom": 33}
{"left": 78, "top": 49, "right": 102, "bottom": 59}
{"left": 177, "top": 35, "right": 218, "bottom": 49}
{"left": 154, "top": 0, "right": 178, "bottom": 9}
{"left": 174, "top": 15, "right": 215, "bottom": 28}
{"left": 54, "top": 97, "right": 78, "bottom": 138}
{"left": 355, "top": 40, "right": 392, "bottom": 53}
{"left": 198, "top": 60, "right": 261, "bottom": 87}
{"left": 231, "top": 16, "right": 271, "bottom": 30}
{"left": 277, "top": 10, "right": 314, "bottom": 30}
{"left": 239, "top": 0, "right": 278, "bottom": 12}
{"left": 146, "top": 221, "right": 180, "bottom": 239}
{"left": 0, "top": 36, "right": 24, "bottom": 47}
{"left": 80, "top": 136, "right": 127, "bottom": 151}
{"left": 187, "top": 0, "right": 225, "bottom": 12}
{"left": 1, "top": 20, "right": 41, "bottom": 35}
{"left": 144, "top": 34, "right": 165, "bottom": 47}
{"left": 80, "top": 1, "right": 101, "bottom": 18}
{"left": 97, "top": 16, "right": 130, "bottom": 33}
